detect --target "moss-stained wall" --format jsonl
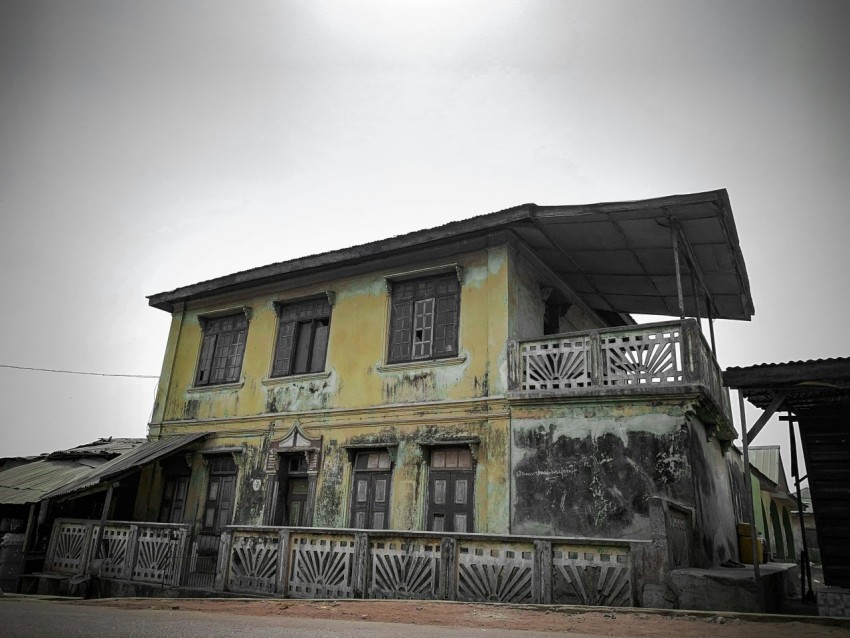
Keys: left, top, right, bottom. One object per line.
{"left": 685, "top": 417, "right": 738, "bottom": 564}
{"left": 151, "top": 400, "right": 510, "bottom": 534}
{"left": 512, "top": 401, "right": 694, "bottom": 539}
{"left": 511, "top": 399, "right": 739, "bottom": 565}
{"left": 307, "top": 409, "right": 510, "bottom": 533}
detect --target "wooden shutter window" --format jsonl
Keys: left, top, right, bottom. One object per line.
{"left": 272, "top": 298, "right": 332, "bottom": 377}
{"left": 387, "top": 274, "right": 459, "bottom": 363}
{"left": 196, "top": 314, "right": 249, "bottom": 386}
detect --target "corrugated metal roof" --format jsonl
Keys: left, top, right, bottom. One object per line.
{"left": 748, "top": 445, "right": 791, "bottom": 493}
{"left": 47, "top": 437, "right": 144, "bottom": 459}
{"left": 149, "top": 189, "right": 754, "bottom": 321}
{"left": 0, "top": 457, "right": 110, "bottom": 505}
{"left": 726, "top": 357, "right": 850, "bottom": 372}
{"left": 45, "top": 432, "right": 208, "bottom": 499}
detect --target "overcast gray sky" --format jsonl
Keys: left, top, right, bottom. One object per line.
{"left": 1, "top": 1, "right": 848, "bottom": 478}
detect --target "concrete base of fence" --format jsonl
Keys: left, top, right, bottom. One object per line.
{"left": 664, "top": 563, "right": 799, "bottom": 613}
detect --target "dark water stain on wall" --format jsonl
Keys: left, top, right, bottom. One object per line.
{"left": 183, "top": 399, "right": 199, "bottom": 420}
{"left": 382, "top": 371, "right": 436, "bottom": 404}
{"left": 314, "top": 440, "right": 344, "bottom": 527}
{"left": 234, "top": 443, "right": 269, "bottom": 525}
{"left": 513, "top": 426, "right": 691, "bottom": 537}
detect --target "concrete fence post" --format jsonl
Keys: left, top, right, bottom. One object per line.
{"left": 125, "top": 524, "right": 140, "bottom": 581}
{"left": 533, "top": 539, "right": 553, "bottom": 604}
{"left": 213, "top": 530, "right": 233, "bottom": 592}
{"left": 276, "top": 529, "right": 291, "bottom": 597}
{"left": 440, "top": 536, "right": 458, "bottom": 601}
{"left": 352, "top": 532, "right": 370, "bottom": 598}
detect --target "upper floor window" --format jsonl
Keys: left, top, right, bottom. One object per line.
{"left": 388, "top": 274, "right": 459, "bottom": 363}
{"left": 272, "top": 297, "right": 331, "bottom": 377}
{"left": 196, "top": 313, "right": 249, "bottom": 386}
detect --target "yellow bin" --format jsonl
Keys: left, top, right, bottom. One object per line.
{"left": 737, "top": 523, "right": 763, "bottom": 564}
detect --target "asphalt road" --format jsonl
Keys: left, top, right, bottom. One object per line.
{"left": 0, "top": 598, "right": 599, "bottom": 638}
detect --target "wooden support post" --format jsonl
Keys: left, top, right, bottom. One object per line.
{"left": 739, "top": 392, "right": 765, "bottom": 610}
{"left": 782, "top": 414, "right": 816, "bottom": 602}
{"left": 706, "top": 295, "right": 717, "bottom": 356}
{"left": 746, "top": 392, "right": 787, "bottom": 445}
{"left": 672, "top": 228, "right": 686, "bottom": 321}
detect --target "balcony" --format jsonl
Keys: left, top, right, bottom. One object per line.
{"left": 507, "top": 319, "right": 732, "bottom": 429}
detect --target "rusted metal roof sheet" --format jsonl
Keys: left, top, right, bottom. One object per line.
{"left": 726, "top": 357, "right": 850, "bottom": 374}
{"left": 47, "top": 437, "right": 144, "bottom": 459}
{"left": 149, "top": 189, "right": 754, "bottom": 321}
{"left": 0, "top": 457, "right": 110, "bottom": 505}
{"left": 45, "top": 432, "right": 208, "bottom": 499}
{"left": 724, "top": 358, "right": 850, "bottom": 412}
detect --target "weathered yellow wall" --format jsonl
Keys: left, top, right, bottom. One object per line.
{"left": 153, "top": 403, "right": 510, "bottom": 533}
{"left": 149, "top": 246, "right": 514, "bottom": 533}
{"left": 151, "top": 248, "right": 510, "bottom": 426}
{"left": 506, "top": 248, "right": 607, "bottom": 341}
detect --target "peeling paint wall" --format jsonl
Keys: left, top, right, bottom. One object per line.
{"left": 685, "top": 418, "right": 738, "bottom": 565}
{"left": 510, "top": 400, "right": 740, "bottom": 565}
{"left": 151, "top": 247, "right": 510, "bottom": 427}
{"left": 306, "top": 414, "right": 510, "bottom": 533}
{"left": 511, "top": 402, "right": 695, "bottom": 540}
{"left": 508, "top": 251, "right": 544, "bottom": 341}
{"left": 507, "top": 249, "right": 608, "bottom": 340}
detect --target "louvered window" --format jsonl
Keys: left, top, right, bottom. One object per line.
{"left": 388, "top": 275, "right": 459, "bottom": 363}
{"left": 271, "top": 298, "right": 331, "bottom": 377}
{"left": 195, "top": 314, "right": 249, "bottom": 386}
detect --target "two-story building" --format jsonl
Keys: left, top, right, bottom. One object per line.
{"left": 39, "top": 189, "right": 755, "bottom": 606}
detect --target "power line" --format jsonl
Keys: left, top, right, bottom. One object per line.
{"left": 0, "top": 364, "right": 159, "bottom": 379}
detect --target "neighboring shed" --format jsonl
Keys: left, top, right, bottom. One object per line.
{"left": 45, "top": 432, "right": 208, "bottom": 501}
{"left": 0, "top": 437, "right": 145, "bottom": 589}
{"left": 0, "top": 438, "right": 144, "bottom": 520}
{"left": 724, "top": 357, "right": 850, "bottom": 616}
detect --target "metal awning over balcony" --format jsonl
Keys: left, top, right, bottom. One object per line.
{"left": 511, "top": 190, "right": 753, "bottom": 321}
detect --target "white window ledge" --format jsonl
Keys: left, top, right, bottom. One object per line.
{"left": 262, "top": 370, "right": 332, "bottom": 386}
{"left": 187, "top": 380, "right": 244, "bottom": 394}
{"left": 376, "top": 355, "right": 467, "bottom": 373}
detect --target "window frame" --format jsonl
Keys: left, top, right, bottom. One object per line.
{"left": 194, "top": 310, "right": 250, "bottom": 387}
{"left": 348, "top": 450, "right": 393, "bottom": 530}
{"left": 425, "top": 446, "right": 475, "bottom": 533}
{"left": 271, "top": 296, "right": 333, "bottom": 378}
{"left": 386, "top": 272, "right": 461, "bottom": 365}
{"left": 201, "top": 455, "right": 238, "bottom": 533}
